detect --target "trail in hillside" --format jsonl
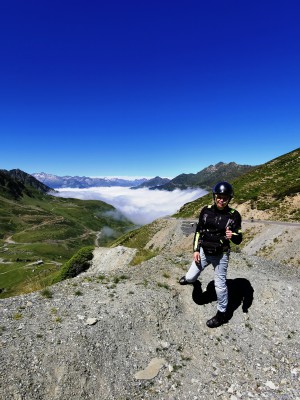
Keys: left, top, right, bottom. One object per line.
{"left": 3, "top": 226, "right": 97, "bottom": 246}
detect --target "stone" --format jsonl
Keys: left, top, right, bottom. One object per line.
{"left": 134, "top": 358, "right": 166, "bottom": 380}
{"left": 85, "top": 318, "right": 98, "bottom": 325}
{"left": 265, "top": 381, "right": 277, "bottom": 390}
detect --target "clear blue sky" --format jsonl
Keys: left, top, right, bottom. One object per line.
{"left": 1, "top": 0, "right": 299, "bottom": 178}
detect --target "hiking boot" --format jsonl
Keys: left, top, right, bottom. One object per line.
{"left": 178, "top": 276, "right": 193, "bottom": 285}
{"left": 206, "top": 311, "right": 227, "bottom": 328}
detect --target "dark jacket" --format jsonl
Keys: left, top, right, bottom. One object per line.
{"left": 193, "top": 204, "right": 243, "bottom": 254}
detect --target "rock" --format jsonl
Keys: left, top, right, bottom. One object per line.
{"left": 134, "top": 358, "right": 166, "bottom": 380}
{"left": 85, "top": 318, "right": 98, "bottom": 325}
{"left": 265, "top": 380, "right": 277, "bottom": 390}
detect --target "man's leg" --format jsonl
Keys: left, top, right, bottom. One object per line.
{"left": 179, "top": 248, "right": 208, "bottom": 285}
{"left": 214, "top": 252, "right": 229, "bottom": 312}
{"left": 206, "top": 252, "right": 229, "bottom": 328}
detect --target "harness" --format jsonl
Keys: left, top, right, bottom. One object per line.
{"left": 194, "top": 205, "right": 237, "bottom": 255}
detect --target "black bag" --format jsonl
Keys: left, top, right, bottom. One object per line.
{"left": 201, "top": 241, "right": 227, "bottom": 255}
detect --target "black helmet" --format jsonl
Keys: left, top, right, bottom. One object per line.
{"left": 212, "top": 181, "right": 234, "bottom": 198}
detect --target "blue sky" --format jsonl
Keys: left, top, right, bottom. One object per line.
{"left": 1, "top": 0, "right": 299, "bottom": 178}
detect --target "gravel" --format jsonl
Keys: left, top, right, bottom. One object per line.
{"left": 0, "top": 218, "right": 299, "bottom": 400}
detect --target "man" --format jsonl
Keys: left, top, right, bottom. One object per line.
{"left": 179, "top": 181, "right": 243, "bottom": 328}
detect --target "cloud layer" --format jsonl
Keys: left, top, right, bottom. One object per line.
{"left": 54, "top": 187, "right": 207, "bottom": 225}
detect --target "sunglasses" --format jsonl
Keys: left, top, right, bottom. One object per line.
{"left": 215, "top": 194, "right": 230, "bottom": 201}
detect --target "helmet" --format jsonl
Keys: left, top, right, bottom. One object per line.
{"left": 212, "top": 181, "right": 234, "bottom": 199}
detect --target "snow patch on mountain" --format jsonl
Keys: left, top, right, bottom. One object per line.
{"left": 31, "top": 172, "right": 152, "bottom": 189}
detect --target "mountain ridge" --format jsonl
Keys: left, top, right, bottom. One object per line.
{"left": 0, "top": 168, "right": 53, "bottom": 199}
{"left": 175, "top": 147, "right": 300, "bottom": 221}
{"left": 130, "top": 176, "right": 171, "bottom": 190}
{"left": 32, "top": 161, "right": 255, "bottom": 191}
{"left": 31, "top": 172, "right": 152, "bottom": 189}
{"left": 153, "top": 162, "right": 256, "bottom": 191}
{"left": 32, "top": 162, "right": 255, "bottom": 191}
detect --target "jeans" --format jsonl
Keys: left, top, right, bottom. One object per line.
{"left": 185, "top": 248, "right": 229, "bottom": 313}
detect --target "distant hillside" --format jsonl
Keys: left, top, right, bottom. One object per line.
{"left": 154, "top": 162, "right": 255, "bottom": 191}
{"left": 174, "top": 148, "right": 300, "bottom": 221}
{"left": 32, "top": 172, "right": 149, "bottom": 188}
{"left": 0, "top": 169, "right": 52, "bottom": 199}
{"left": 0, "top": 169, "right": 136, "bottom": 298}
{"left": 32, "top": 164, "right": 254, "bottom": 192}
{"left": 131, "top": 176, "right": 170, "bottom": 190}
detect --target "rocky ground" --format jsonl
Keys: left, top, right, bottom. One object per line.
{"left": 0, "top": 218, "right": 299, "bottom": 400}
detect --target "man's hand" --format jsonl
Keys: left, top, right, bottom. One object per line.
{"left": 225, "top": 227, "right": 233, "bottom": 240}
{"left": 193, "top": 251, "right": 200, "bottom": 263}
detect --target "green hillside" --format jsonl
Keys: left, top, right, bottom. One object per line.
{"left": 112, "top": 148, "right": 300, "bottom": 260}
{"left": 0, "top": 170, "right": 135, "bottom": 298}
{"left": 175, "top": 148, "right": 300, "bottom": 220}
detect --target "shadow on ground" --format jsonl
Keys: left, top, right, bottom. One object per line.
{"left": 192, "top": 278, "right": 254, "bottom": 320}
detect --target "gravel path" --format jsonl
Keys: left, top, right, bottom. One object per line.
{"left": 0, "top": 218, "right": 299, "bottom": 400}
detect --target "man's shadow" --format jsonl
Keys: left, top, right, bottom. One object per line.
{"left": 192, "top": 278, "right": 254, "bottom": 320}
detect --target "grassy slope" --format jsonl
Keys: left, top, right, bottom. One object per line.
{"left": 109, "top": 219, "right": 166, "bottom": 265}
{"left": 0, "top": 191, "right": 135, "bottom": 298}
{"left": 110, "top": 148, "right": 300, "bottom": 260}
{"left": 174, "top": 148, "right": 300, "bottom": 220}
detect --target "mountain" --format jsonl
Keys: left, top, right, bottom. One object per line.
{"left": 111, "top": 148, "right": 300, "bottom": 271}
{"left": 0, "top": 168, "right": 53, "bottom": 199}
{"left": 0, "top": 169, "right": 136, "bottom": 298}
{"left": 2, "top": 148, "right": 299, "bottom": 298}
{"left": 153, "top": 162, "right": 256, "bottom": 191}
{"left": 32, "top": 163, "right": 254, "bottom": 192}
{"left": 31, "top": 172, "right": 149, "bottom": 188}
{"left": 130, "top": 176, "right": 171, "bottom": 189}
{"left": 174, "top": 148, "right": 300, "bottom": 221}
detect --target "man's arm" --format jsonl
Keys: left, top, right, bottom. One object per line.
{"left": 193, "top": 207, "right": 205, "bottom": 252}
{"left": 229, "top": 211, "right": 243, "bottom": 245}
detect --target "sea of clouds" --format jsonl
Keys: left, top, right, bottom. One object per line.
{"left": 53, "top": 187, "right": 207, "bottom": 225}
